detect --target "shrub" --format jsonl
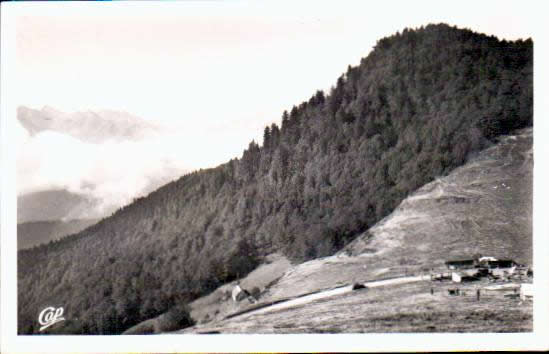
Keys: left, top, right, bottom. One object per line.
{"left": 159, "top": 304, "right": 195, "bottom": 332}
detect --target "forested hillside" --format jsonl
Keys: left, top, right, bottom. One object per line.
{"left": 18, "top": 24, "right": 533, "bottom": 334}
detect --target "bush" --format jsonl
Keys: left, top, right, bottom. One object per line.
{"left": 250, "top": 286, "right": 261, "bottom": 300}
{"left": 159, "top": 304, "right": 195, "bottom": 332}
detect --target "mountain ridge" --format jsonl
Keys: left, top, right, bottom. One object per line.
{"left": 17, "top": 106, "right": 163, "bottom": 143}
{"left": 17, "top": 23, "right": 533, "bottom": 334}
{"left": 17, "top": 189, "right": 104, "bottom": 224}
{"left": 17, "top": 219, "right": 100, "bottom": 250}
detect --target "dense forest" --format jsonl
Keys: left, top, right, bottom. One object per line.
{"left": 18, "top": 24, "right": 533, "bottom": 334}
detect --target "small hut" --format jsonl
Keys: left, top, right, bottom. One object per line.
{"left": 231, "top": 284, "right": 248, "bottom": 302}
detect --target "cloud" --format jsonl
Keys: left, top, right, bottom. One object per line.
{"left": 17, "top": 120, "right": 191, "bottom": 217}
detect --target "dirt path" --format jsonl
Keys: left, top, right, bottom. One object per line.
{"left": 228, "top": 274, "right": 431, "bottom": 319}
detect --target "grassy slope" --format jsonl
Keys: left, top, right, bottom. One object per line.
{"left": 188, "top": 253, "right": 292, "bottom": 323}
{"left": 179, "top": 127, "right": 532, "bottom": 333}
{"left": 346, "top": 127, "right": 532, "bottom": 266}
{"left": 182, "top": 281, "right": 531, "bottom": 333}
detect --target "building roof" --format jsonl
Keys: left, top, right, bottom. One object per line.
{"left": 445, "top": 259, "right": 475, "bottom": 265}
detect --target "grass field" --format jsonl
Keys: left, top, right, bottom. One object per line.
{"left": 181, "top": 279, "right": 531, "bottom": 333}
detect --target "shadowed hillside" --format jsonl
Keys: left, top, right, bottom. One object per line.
{"left": 18, "top": 24, "right": 532, "bottom": 334}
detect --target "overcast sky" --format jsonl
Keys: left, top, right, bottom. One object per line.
{"left": 11, "top": 0, "right": 538, "bottom": 209}
{"left": 15, "top": 1, "right": 535, "bottom": 148}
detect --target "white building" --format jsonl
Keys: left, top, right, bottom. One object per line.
{"left": 520, "top": 283, "right": 533, "bottom": 301}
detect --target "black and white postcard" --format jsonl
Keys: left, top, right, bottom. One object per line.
{"left": 1, "top": 0, "right": 548, "bottom": 352}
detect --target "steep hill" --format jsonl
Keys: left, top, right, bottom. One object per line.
{"left": 17, "top": 24, "right": 532, "bottom": 334}
{"left": 344, "top": 128, "right": 532, "bottom": 265}
{"left": 180, "top": 127, "right": 532, "bottom": 333}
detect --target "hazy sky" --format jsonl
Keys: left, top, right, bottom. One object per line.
{"left": 15, "top": 1, "right": 535, "bottom": 150}
{"left": 11, "top": 0, "right": 538, "bottom": 211}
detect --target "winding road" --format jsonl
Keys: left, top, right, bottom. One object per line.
{"left": 229, "top": 274, "right": 431, "bottom": 319}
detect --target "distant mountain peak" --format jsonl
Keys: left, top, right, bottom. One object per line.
{"left": 17, "top": 105, "right": 163, "bottom": 143}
